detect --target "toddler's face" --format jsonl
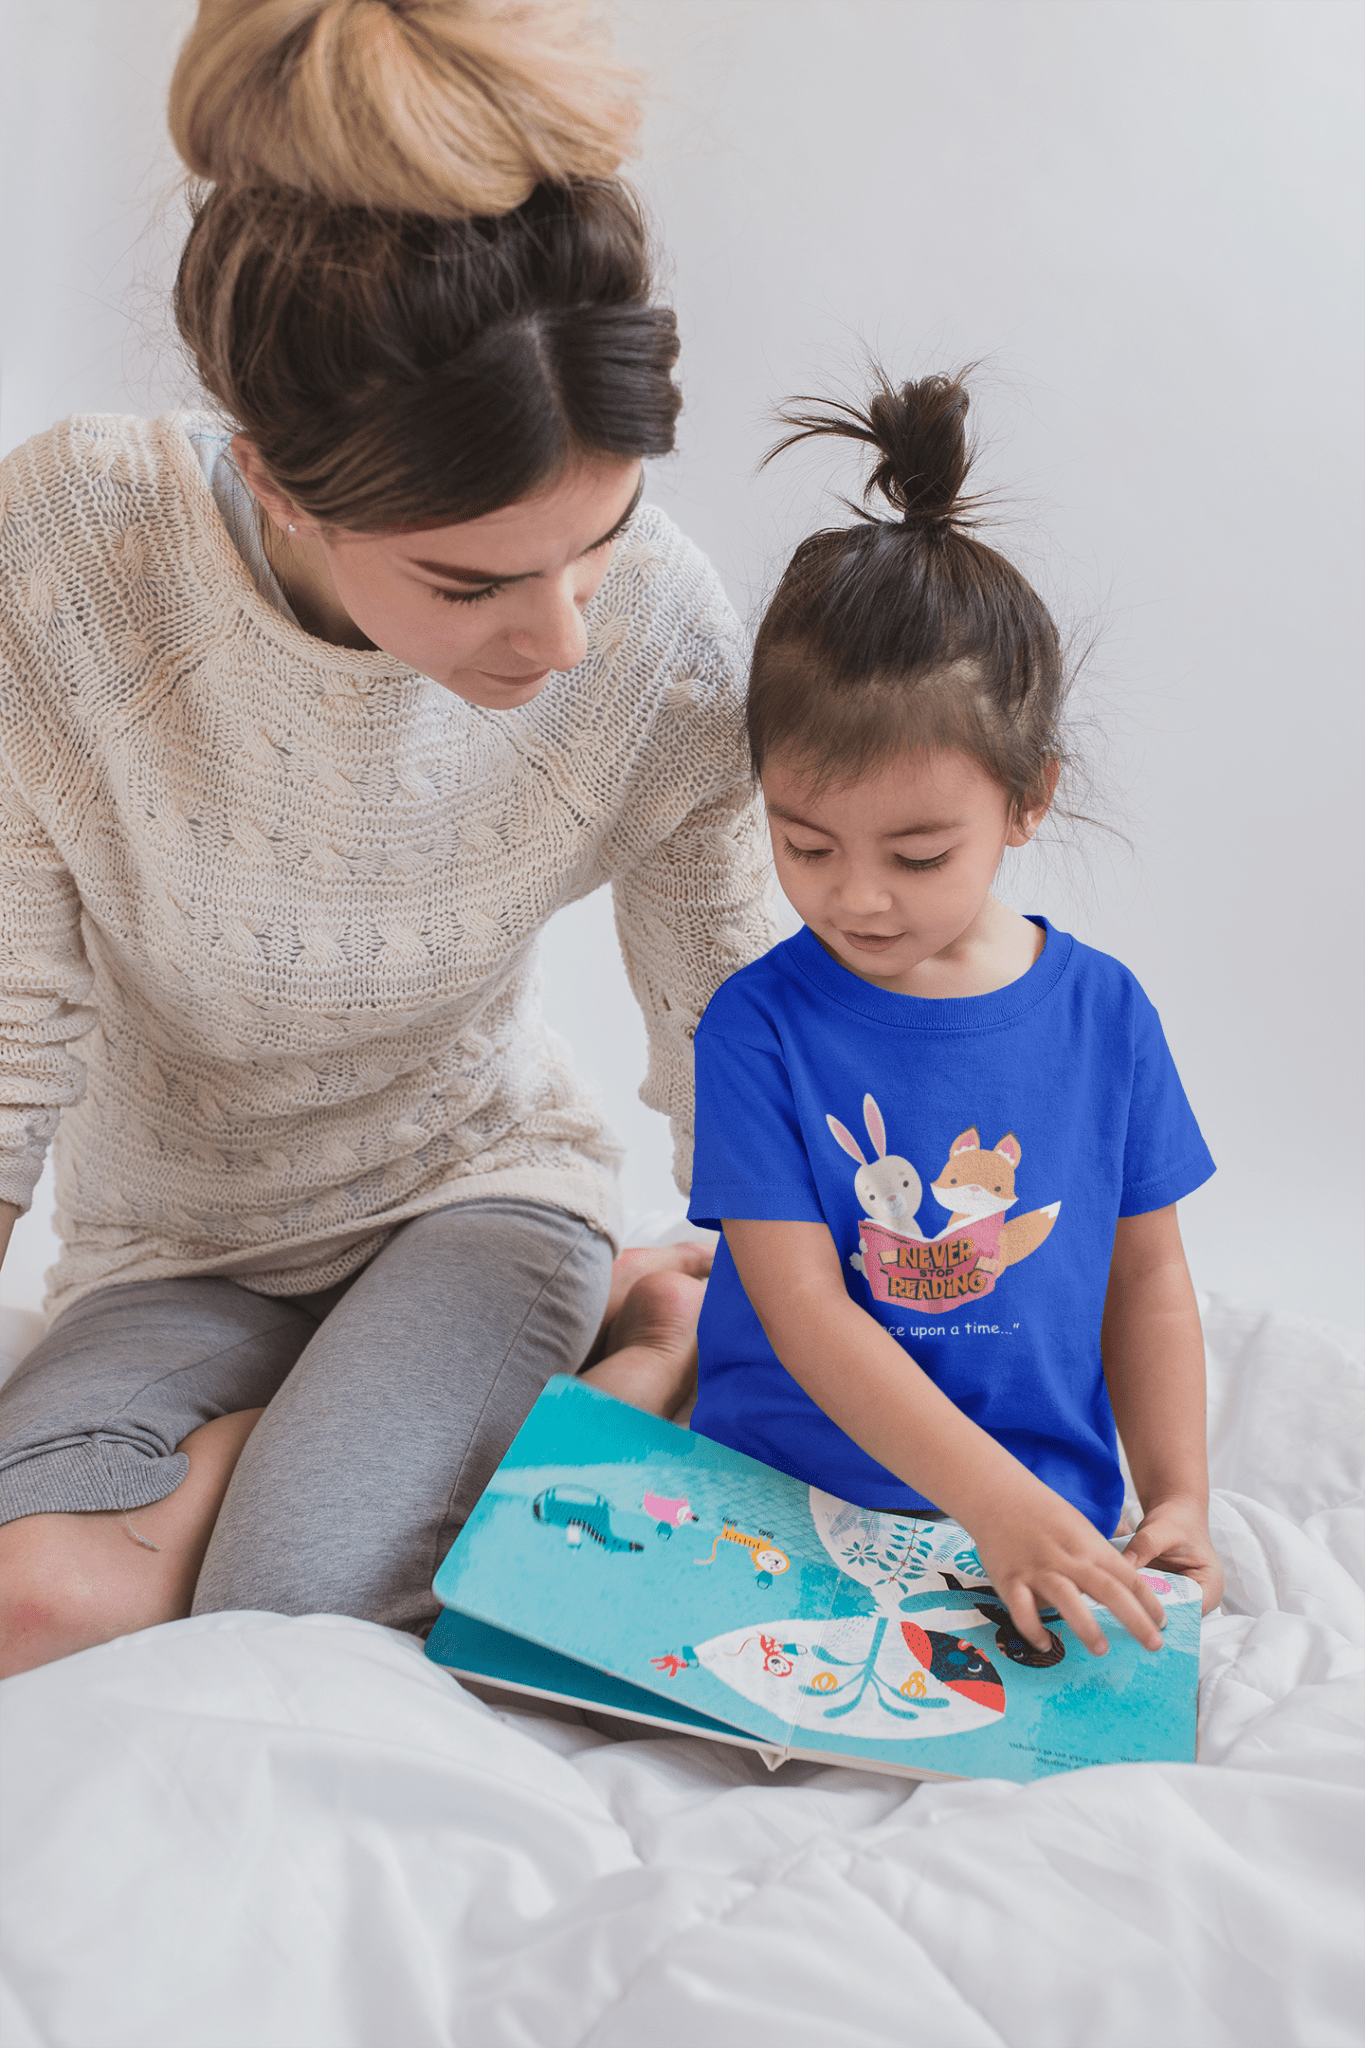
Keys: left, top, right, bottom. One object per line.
{"left": 763, "top": 748, "right": 1043, "bottom": 993}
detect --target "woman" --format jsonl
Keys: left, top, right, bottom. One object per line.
{"left": 0, "top": 0, "right": 770, "bottom": 1672}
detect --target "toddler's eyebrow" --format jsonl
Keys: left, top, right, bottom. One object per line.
{"left": 406, "top": 477, "right": 644, "bottom": 588}
{"left": 767, "top": 804, "right": 961, "bottom": 838}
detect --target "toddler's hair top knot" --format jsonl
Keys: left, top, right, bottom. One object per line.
{"left": 764, "top": 372, "right": 982, "bottom": 534}
{"left": 747, "top": 364, "right": 1071, "bottom": 818}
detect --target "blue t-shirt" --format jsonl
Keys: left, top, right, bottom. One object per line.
{"left": 687, "top": 919, "right": 1214, "bottom": 1535}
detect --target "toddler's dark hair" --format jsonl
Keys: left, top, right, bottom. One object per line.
{"left": 748, "top": 371, "right": 1068, "bottom": 816}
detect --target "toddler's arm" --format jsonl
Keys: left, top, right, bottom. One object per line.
{"left": 724, "top": 1217, "right": 1168, "bottom": 1656}
{"left": 1100, "top": 1205, "right": 1224, "bottom": 1613}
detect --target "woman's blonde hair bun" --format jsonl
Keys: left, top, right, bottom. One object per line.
{"left": 169, "top": 0, "right": 641, "bottom": 218}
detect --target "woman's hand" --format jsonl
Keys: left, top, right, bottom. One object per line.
{"left": 968, "top": 1470, "right": 1169, "bottom": 1657}
{"left": 1121, "top": 1494, "right": 1224, "bottom": 1614}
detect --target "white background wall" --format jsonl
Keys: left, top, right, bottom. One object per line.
{"left": 1, "top": 0, "right": 1361, "bottom": 1326}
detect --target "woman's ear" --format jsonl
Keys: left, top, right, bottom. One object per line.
{"left": 1005, "top": 759, "right": 1061, "bottom": 848}
{"left": 230, "top": 435, "right": 307, "bottom": 536}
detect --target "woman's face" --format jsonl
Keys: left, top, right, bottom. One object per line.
{"left": 232, "top": 441, "right": 642, "bottom": 709}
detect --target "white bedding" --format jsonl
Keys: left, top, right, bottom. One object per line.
{"left": 2, "top": 1294, "right": 1361, "bottom": 2048}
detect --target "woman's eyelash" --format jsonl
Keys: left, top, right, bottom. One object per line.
{"left": 432, "top": 524, "right": 627, "bottom": 607}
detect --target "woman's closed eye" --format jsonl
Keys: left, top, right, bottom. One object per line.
{"left": 431, "top": 524, "right": 629, "bottom": 608}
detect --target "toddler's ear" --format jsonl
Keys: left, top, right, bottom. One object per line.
{"left": 827, "top": 1115, "right": 867, "bottom": 1165}
{"left": 862, "top": 1095, "right": 888, "bottom": 1159}
{"left": 950, "top": 1127, "right": 981, "bottom": 1157}
{"left": 995, "top": 1133, "right": 1022, "bottom": 1167}
{"left": 1006, "top": 761, "right": 1061, "bottom": 847}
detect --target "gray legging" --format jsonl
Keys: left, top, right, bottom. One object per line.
{"left": 0, "top": 1199, "right": 611, "bottom": 1635}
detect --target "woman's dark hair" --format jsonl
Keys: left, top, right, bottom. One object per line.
{"left": 748, "top": 371, "right": 1069, "bottom": 815}
{"left": 169, "top": 1, "right": 679, "bottom": 529}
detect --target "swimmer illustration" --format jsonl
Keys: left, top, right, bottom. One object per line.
{"left": 650, "top": 1648, "right": 698, "bottom": 1678}
{"left": 643, "top": 1490, "right": 699, "bottom": 1538}
{"left": 532, "top": 1485, "right": 643, "bottom": 1553}
{"left": 726, "top": 1632, "right": 807, "bottom": 1678}
{"left": 695, "top": 1519, "right": 791, "bottom": 1587}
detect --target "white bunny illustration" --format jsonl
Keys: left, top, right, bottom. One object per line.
{"left": 826, "top": 1094, "right": 926, "bottom": 1273}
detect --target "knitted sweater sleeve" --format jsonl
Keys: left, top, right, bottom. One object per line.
{"left": 606, "top": 584, "right": 777, "bottom": 1197}
{"left": 0, "top": 729, "right": 97, "bottom": 1212}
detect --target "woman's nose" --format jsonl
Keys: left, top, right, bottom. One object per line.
{"left": 507, "top": 578, "right": 588, "bottom": 673}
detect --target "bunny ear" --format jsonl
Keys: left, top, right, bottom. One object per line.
{"left": 950, "top": 1127, "right": 980, "bottom": 1157}
{"left": 994, "top": 1133, "right": 1022, "bottom": 1167}
{"left": 826, "top": 1115, "right": 867, "bottom": 1165}
{"left": 862, "top": 1094, "right": 887, "bottom": 1159}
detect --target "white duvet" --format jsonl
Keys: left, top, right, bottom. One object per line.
{"left": 2, "top": 1294, "right": 1361, "bottom": 2048}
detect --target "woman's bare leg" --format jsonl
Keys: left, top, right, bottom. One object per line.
{"left": 583, "top": 1246, "right": 710, "bottom": 1423}
{"left": 0, "top": 1407, "right": 264, "bottom": 1678}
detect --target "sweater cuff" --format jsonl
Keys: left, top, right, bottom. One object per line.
{"left": 0, "top": 1143, "right": 49, "bottom": 1214}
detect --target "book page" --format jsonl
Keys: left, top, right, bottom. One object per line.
{"left": 433, "top": 1378, "right": 846, "bottom": 1752}
{"left": 433, "top": 1381, "right": 1200, "bottom": 1779}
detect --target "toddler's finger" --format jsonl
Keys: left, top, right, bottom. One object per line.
{"left": 1093, "top": 1574, "right": 1165, "bottom": 1651}
{"left": 1001, "top": 1581, "right": 1057, "bottom": 1656}
{"left": 1109, "top": 1558, "right": 1168, "bottom": 1634}
{"left": 1044, "top": 1580, "right": 1111, "bottom": 1657}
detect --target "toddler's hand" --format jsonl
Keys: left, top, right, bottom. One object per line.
{"left": 1121, "top": 1497, "right": 1224, "bottom": 1614}
{"left": 969, "top": 1480, "right": 1168, "bottom": 1657}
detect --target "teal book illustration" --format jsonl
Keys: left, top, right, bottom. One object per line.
{"left": 427, "top": 1379, "right": 1200, "bottom": 1783}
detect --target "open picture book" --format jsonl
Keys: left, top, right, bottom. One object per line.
{"left": 427, "top": 1378, "right": 1200, "bottom": 1783}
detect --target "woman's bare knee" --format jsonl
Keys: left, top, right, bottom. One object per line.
{"left": 0, "top": 1406, "right": 265, "bottom": 1678}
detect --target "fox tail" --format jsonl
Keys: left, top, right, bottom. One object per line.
{"left": 998, "top": 1200, "right": 1061, "bottom": 1270}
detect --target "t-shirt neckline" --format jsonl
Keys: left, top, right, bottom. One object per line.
{"left": 782, "top": 916, "right": 1074, "bottom": 1031}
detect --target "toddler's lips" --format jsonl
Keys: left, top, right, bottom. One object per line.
{"left": 840, "top": 929, "right": 902, "bottom": 953}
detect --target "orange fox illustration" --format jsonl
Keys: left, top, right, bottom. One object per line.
{"left": 929, "top": 1129, "right": 1060, "bottom": 1276}
{"left": 854, "top": 1122, "right": 1060, "bottom": 1311}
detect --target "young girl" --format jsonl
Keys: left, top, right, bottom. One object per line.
{"left": 686, "top": 372, "right": 1224, "bottom": 1659}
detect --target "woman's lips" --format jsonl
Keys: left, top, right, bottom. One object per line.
{"left": 480, "top": 667, "right": 551, "bottom": 686}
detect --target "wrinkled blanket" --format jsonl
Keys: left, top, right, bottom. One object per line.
{"left": 2, "top": 1295, "right": 1361, "bottom": 2047}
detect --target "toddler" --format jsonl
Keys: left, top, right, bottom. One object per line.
{"left": 687, "top": 373, "right": 1224, "bottom": 1657}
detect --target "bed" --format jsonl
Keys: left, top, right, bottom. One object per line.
{"left": 1, "top": 1290, "right": 1360, "bottom": 2048}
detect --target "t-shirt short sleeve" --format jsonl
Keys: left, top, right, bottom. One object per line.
{"left": 688, "top": 1026, "right": 826, "bottom": 1229}
{"left": 1118, "top": 989, "right": 1215, "bottom": 1216}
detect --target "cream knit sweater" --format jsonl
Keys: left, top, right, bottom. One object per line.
{"left": 0, "top": 413, "right": 774, "bottom": 1317}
